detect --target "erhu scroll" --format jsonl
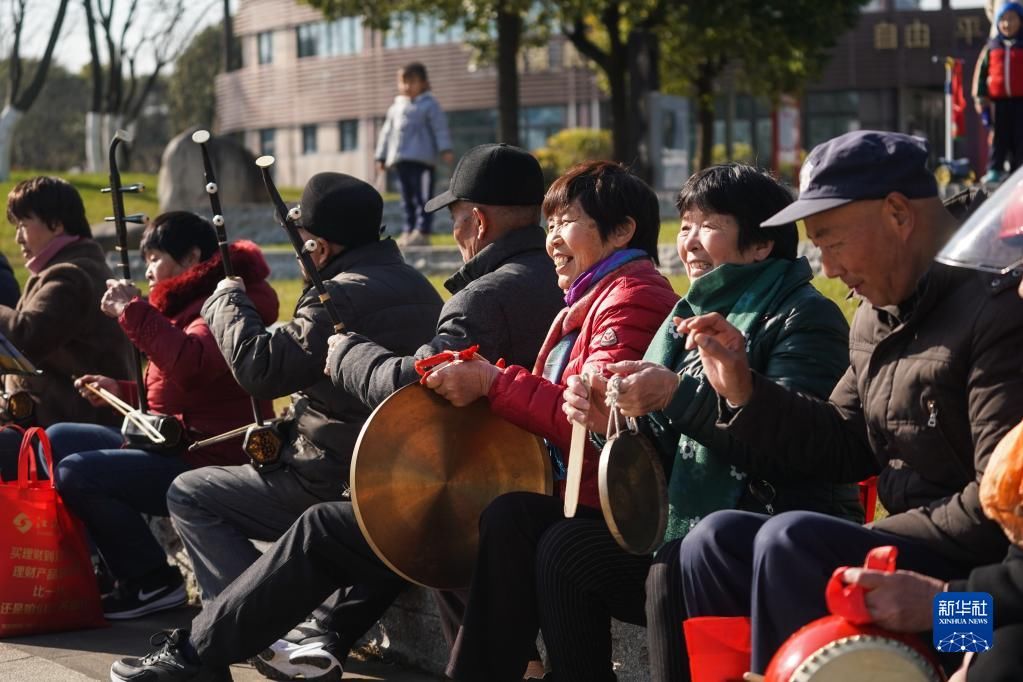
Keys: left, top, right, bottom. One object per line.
{"left": 255, "top": 155, "right": 345, "bottom": 333}
{"left": 187, "top": 130, "right": 282, "bottom": 468}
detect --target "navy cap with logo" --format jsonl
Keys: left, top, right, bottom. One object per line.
{"left": 761, "top": 130, "right": 939, "bottom": 227}
{"left": 424, "top": 143, "right": 545, "bottom": 213}
{"left": 300, "top": 172, "right": 383, "bottom": 248}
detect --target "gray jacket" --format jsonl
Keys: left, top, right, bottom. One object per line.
{"left": 202, "top": 238, "right": 443, "bottom": 499}
{"left": 374, "top": 91, "right": 453, "bottom": 168}
{"left": 327, "top": 225, "right": 564, "bottom": 409}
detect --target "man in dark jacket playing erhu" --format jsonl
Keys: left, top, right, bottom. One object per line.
{"left": 161, "top": 173, "right": 442, "bottom": 616}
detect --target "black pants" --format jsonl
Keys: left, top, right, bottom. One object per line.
{"left": 679, "top": 510, "right": 974, "bottom": 671}
{"left": 968, "top": 623, "right": 1023, "bottom": 680}
{"left": 990, "top": 98, "right": 1023, "bottom": 173}
{"left": 188, "top": 501, "right": 406, "bottom": 668}
{"left": 447, "top": 492, "right": 604, "bottom": 682}
{"left": 535, "top": 516, "right": 686, "bottom": 682}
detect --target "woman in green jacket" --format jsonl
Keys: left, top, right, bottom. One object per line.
{"left": 543, "top": 163, "right": 858, "bottom": 682}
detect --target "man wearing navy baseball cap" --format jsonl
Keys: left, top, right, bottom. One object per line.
{"left": 651, "top": 130, "right": 1023, "bottom": 678}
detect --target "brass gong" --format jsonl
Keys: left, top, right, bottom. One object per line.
{"left": 598, "top": 432, "right": 668, "bottom": 555}
{"left": 350, "top": 383, "right": 552, "bottom": 589}
{"left": 598, "top": 403, "right": 668, "bottom": 555}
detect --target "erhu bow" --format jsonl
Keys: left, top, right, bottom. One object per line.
{"left": 255, "top": 155, "right": 345, "bottom": 333}
{"left": 99, "top": 129, "right": 183, "bottom": 449}
{"left": 186, "top": 130, "right": 282, "bottom": 467}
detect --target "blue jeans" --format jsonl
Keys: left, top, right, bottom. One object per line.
{"left": 45, "top": 422, "right": 191, "bottom": 581}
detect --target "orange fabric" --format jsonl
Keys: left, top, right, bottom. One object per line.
{"left": 980, "top": 420, "right": 1023, "bottom": 545}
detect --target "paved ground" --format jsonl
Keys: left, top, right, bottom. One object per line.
{"left": 0, "top": 606, "right": 441, "bottom": 681}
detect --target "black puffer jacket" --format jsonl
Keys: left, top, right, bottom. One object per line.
{"left": 327, "top": 225, "right": 564, "bottom": 410}
{"left": 203, "top": 238, "right": 443, "bottom": 500}
{"left": 723, "top": 263, "right": 1023, "bottom": 566}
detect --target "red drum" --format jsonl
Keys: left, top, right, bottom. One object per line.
{"left": 762, "top": 546, "right": 946, "bottom": 682}
{"left": 763, "top": 616, "right": 945, "bottom": 681}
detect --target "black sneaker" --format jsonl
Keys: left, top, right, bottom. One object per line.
{"left": 110, "top": 629, "right": 232, "bottom": 681}
{"left": 250, "top": 618, "right": 343, "bottom": 681}
{"left": 103, "top": 568, "right": 187, "bottom": 620}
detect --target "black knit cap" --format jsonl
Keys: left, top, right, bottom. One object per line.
{"left": 424, "top": 143, "right": 544, "bottom": 213}
{"left": 300, "top": 172, "right": 383, "bottom": 247}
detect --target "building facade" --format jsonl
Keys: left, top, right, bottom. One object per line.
{"left": 216, "top": 0, "right": 992, "bottom": 189}
{"left": 216, "top": 0, "right": 605, "bottom": 186}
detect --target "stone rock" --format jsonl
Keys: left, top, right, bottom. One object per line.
{"left": 157, "top": 127, "right": 265, "bottom": 213}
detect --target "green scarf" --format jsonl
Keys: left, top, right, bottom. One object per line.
{"left": 642, "top": 258, "right": 790, "bottom": 543}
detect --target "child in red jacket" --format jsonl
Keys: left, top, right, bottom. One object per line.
{"left": 974, "top": 1, "right": 1023, "bottom": 183}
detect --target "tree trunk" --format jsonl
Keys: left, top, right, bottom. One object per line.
{"left": 0, "top": 106, "right": 25, "bottom": 181}
{"left": 627, "top": 28, "right": 659, "bottom": 183}
{"left": 86, "top": 111, "right": 104, "bottom": 172}
{"left": 223, "top": 0, "right": 237, "bottom": 72}
{"left": 596, "top": 4, "right": 630, "bottom": 165}
{"left": 495, "top": 8, "right": 521, "bottom": 147}
{"left": 695, "top": 63, "right": 717, "bottom": 171}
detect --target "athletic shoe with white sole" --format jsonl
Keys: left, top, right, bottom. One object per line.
{"left": 250, "top": 619, "right": 343, "bottom": 681}
{"left": 109, "top": 629, "right": 232, "bottom": 681}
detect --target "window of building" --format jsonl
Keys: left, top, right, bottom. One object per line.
{"left": 894, "top": 0, "right": 941, "bottom": 9}
{"left": 805, "top": 92, "right": 861, "bottom": 149}
{"left": 520, "top": 105, "right": 567, "bottom": 151}
{"left": 257, "top": 31, "right": 273, "bottom": 65}
{"left": 383, "top": 13, "right": 463, "bottom": 49}
{"left": 339, "top": 120, "right": 359, "bottom": 151}
{"left": 259, "top": 128, "right": 275, "bottom": 157}
{"left": 297, "top": 17, "right": 363, "bottom": 58}
{"left": 302, "top": 125, "right": 318, "bottom": 154}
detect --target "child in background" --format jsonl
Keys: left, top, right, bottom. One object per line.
{"left": 974, "top": 1, "right": 1023, "bottom": 183}
{"left": 375, "top": 62, "right": 454, "bottom": 246}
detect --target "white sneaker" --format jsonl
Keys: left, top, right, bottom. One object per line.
{"left": 250, "top": 623, "right": 343, "bottom": 681}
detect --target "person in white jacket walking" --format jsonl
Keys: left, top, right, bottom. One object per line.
{"left": 375, "top": 62, "right": 454, "bottom": 246}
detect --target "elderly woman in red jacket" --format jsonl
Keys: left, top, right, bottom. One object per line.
{"left": 424, "top": 160, "right": 679, "bottom": 681}
{"left": 44, "top": 211, "right": 279, "bottom": 622}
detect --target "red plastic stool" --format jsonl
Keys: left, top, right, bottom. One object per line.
{"left": 684, "top": 616, "right": 752, "bottom": 682}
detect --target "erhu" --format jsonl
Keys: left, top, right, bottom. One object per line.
{"left": 98, "top": 130, "right": 184, "bottom": 450}
{"left": 255, "top": 155, "right": 346, "bottom": 334}
{"left": 185, "top": 130, "right": 282, "bottom": 468}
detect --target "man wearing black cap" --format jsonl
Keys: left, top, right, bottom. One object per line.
{"left": 110, "top": 148, "right": 564, "bottom": 682}
{"left": 640, "top": 130, "right": 1023, "bottom": 679}
{"left": 112, "top": 173, "right": 443, "bottom": 680}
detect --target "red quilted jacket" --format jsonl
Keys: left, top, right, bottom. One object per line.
{"left": 117, "top": 240, "right": 280, "bottom": 467}
{"left": 488, "top": 258, "right": 679, "bottom": 509}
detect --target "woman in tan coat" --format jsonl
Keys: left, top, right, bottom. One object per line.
{"left": 0, "top": 176, "right": 133, "bottom": 481}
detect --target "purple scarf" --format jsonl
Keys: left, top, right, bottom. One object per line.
{"left": 563, "top": 248, "right": 650, "bottom": 307}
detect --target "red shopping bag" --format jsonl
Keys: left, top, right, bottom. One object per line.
{"left": 0, "top": 426, "right": 106, "bottom": 637}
